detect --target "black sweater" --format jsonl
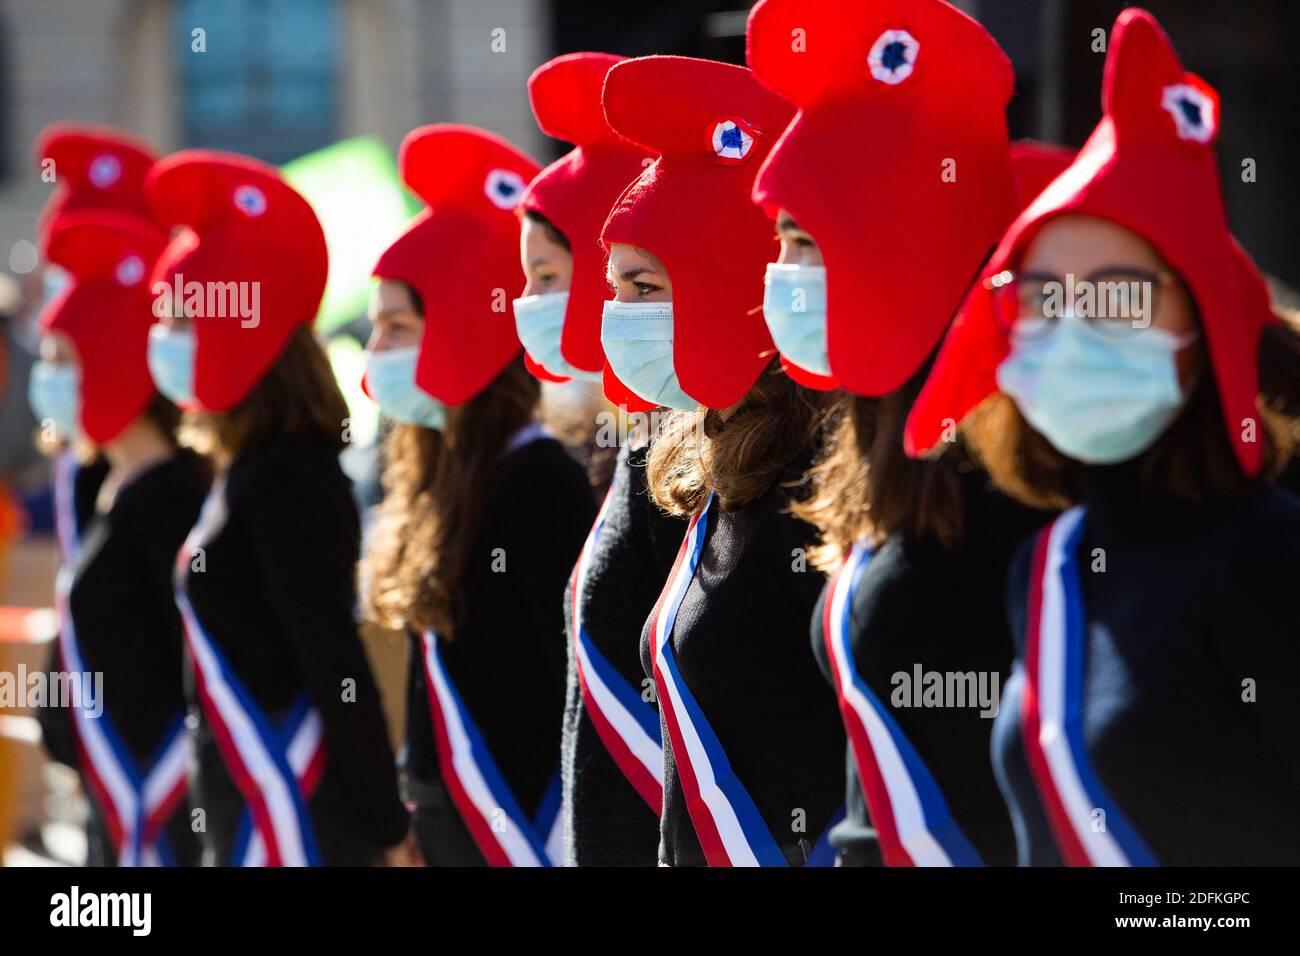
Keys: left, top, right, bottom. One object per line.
{"left": 38, "top": 455, "right": 204, "bottom": 866}
{"left": 992, "top": 463, "right": 1300, "bottom": 865}
{"left": 403, "top": 435, "right": 595, "bottom": 864}
{"left": 38, "top": 455, "right": 106, "bottom": 773}
{"left": 182, "top": 435, "right": 408, "bottom": 864}
{"left": 639, "top": 448, "right": 844, "bottom": 866}
{"left": 810, "top": 465, "right": 1053, "bottom": 866}
{"left": 560, "top": 438, "right": 684, "bottom": 866}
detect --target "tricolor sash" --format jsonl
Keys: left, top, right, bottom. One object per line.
{"left": 648, "top": 492, "right": 836, "bottom": 867}
{"left": 420, "top": 630, "right": 562, "bottom": 866}
{"left": 52, "top": 450, "right": 80, "bottom": 566}
{"left": 230, "top": 694, "right": 327, "bottom": 866}
{"left": 822, "top": 541, "right": 983, "bottom": 867}
{"left": 571, "top": 474, "right": 664, "bottom": 812}
{"left": 54, "top": 451, "right": 191, "bottom": 867}
{"left": 1020, "top": 507, "right": 1157, "bottom": 867}
{"left": 175, "top": 476, "right": 327, "bottom": 867}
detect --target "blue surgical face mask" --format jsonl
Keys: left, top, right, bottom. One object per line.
{"left": 996, "top": 312, "right": 1199, "bottom": 465}
{"left": 512, "top": 291, "right": 602, "bottom": 382}
{"left": 147, "top": 324, "right": 197, "bottom": 406}
{"left": 28, "top": 361, "right": 81, "bottom": 438}
{"left": 763, "top": 262, "right": 830, "bottom": 376}
{"left": 600, "top": 300, "right": 697, "bottom": 410}
{"left": 365, "top": 345, "right": 447, "bottom": 430}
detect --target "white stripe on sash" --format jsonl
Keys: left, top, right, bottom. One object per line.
{"left": 54, "top": 451, "right": 191, "bottom": 866}
{"left": 825, "top": 541, "right": 982, "bottom": 866}
{"left": 1030, "top": 508, "right": 1123, "bottom": 861}
{"left": 1025, "top": 506, "right": 1154, "bottom": 866}
{"left": 571, "top": 480, "right": 664, "bottom": 807}
{"left": 649, "top": 493, "right": 786, "bottom": 867}
{"left": 237, "top": 710, "right": 325, "bottom": 867}
{"left": 421, "top": 632, "right": 552, "bottom": 867}
{"left": 178, "top": 475, "right": 320, "bottom": 867}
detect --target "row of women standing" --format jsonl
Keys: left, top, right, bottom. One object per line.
{"left": 32, "top": 0, "right": 1300, "bottom": 867}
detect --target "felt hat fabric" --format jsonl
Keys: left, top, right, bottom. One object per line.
{"left": 905, "top": 8, "right": 1274, "bottom": 477}
{"left": 601, "top": 56, "right": 796, "bottom": 410}
{"left": 748, "top": 0, "right": 1019, "bottom": 398}
{"left": 374, "top": 125, "right": 541, "bottom": 405}
{"left": 147, "top": 150, "right": 329, "bottom": 411}
{"left": 37, "top": 211, "right": 167, "bottom": 442}
{"left": 34, "top": 124, "right": 158, "bottom": 253}
{"left": 522, "top": 52, "right": 655, "bottom": 407}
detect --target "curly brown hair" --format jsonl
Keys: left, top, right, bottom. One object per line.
{"left": 361, "top": 353, "right": 541, "bottom": 638}
{"left": 645, "top": 360, "right": 838, "bottom": 517}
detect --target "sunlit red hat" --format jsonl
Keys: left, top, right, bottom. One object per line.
{"left": 748, "top": 0, "right": 1019, "bottom": 398}
{"left": 600, "top": 56, "right": 795, "bottom": 410}
{"left": 906, "top": 8, "right": 1274, "bottom": 476}
{"left": 34, "top": 124, "right": 158, "bottom": 253}
{"left": 1010, "top": 140, "right": 1076, "bottom": 208}
{"left": 146, "top": 150, "right": 329, "bottom": 412}
{"left": 37, "top": 211, "right": 167, "bottom": 443}
{"left": 374, "top": 125, "right": 540, "bottom": 405}
{"left": 522, "top": 52, "right": 654, "bottom": 406}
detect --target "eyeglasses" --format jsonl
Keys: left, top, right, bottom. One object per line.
{"left": 985, "top": 266, "right": 1180, "bottom": 340}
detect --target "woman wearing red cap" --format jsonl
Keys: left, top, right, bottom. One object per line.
{"left": 745, "top": 0, "right": 1060, "bottom": 867}
{"left": 145, "top": 150, "right": 410, "bottom": 866}
{"left": 597, "top": 55, "right": 845, "bottom": 867}
{"left": 30, "top": 207, "right": 208, "bottom": 868}
{"left": 907, "top": 9, "right": 1300, "bottom": 865}
{"left": 361, "top": 125, "right": 595, "bottom": 867}
{"left": 516, "top": 53, "right": 684, "bottom": 866}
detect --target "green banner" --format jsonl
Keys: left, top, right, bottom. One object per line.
{"left": 282, "top": 137, "right": 418, "bottom": 335}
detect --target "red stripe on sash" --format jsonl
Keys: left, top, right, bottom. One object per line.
{"left": 573, "top": 657, "right": 661, "bottom": 811}
{"left": 67, "top": 718, "right": 127, "bottom": 854}
{"left": 648, "top": 509, "right": 729, "bottom": 866}
{"left": 571, "top": 487, "right": 662, "bottom": 811}
{"left": 422, "top": 655, "right": 511, "bottom": 867}
{"left": 142, "top": 775, "right": 188, "bottom": 852}
{"left": 1019, "top": 525, "right": 1091, "bottom": 866}
{"left": 188, "top": 665, "right": 286, "bottom": 868}
{"left": 821, "top": 558, "right": 913, "bottom": 867}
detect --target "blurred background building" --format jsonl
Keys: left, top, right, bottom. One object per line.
{"left": 0, "top": 0, "right": 1297, "bottom": 288}
{"left": 0, "top": 0, "right": 1296, "bottom": 865}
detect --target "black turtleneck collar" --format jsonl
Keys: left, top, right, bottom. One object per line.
{"left": 1075, "top": 456, "right": 1238, "bottom": 542}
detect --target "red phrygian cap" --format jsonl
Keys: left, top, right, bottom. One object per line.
{"left": 521, "top": 52, "right": 656, "bottom": 409}
{"left": 37, "top": 211, "right": 168, "bottom": 443}
{"left": 374, "top": 125, "right": 541, "bottom": 406}
{"left": 763, "top": 140, "right": 1075, "bottom": 395}
{"left": 601, "top": 56, "right": 796, "bottom": 410}
{"left": 146, "top": 150, "right": 329, "bottom": 412}
{"left": 906, "top": 8, "right": 1275, "bottom": 476}
{"left": 34, "top": 125, "right": 158, "bottom": 255}
{"left": 747, "top": 0, "right": 1019, "bottom": 398}
{"left": 1010, "top": 140, "right": 1077, "bottom": 208}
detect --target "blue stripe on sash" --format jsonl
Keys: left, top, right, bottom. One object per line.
{"left": 430, "top": 640, "right": 554, "bottom": 866}
{"left": 805, "top": 804, "right": 847, "bottom": 867}
{"left": 1056, "top": 514, "right": 1157, "bottom": 866}
{"left": 835, "top": 546, "right": 984, "bottom": 867}
{"left": 228, "top": 692, "right": 316, "bottom": 866}
{"left": 577, "top": 627, "right": 661, "bottom": 742}
{"left": 658, "top": 634, "right": 788, "bottom": 866}
{"left": 533, "top": 766, "right": 563, "bottom": 835}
